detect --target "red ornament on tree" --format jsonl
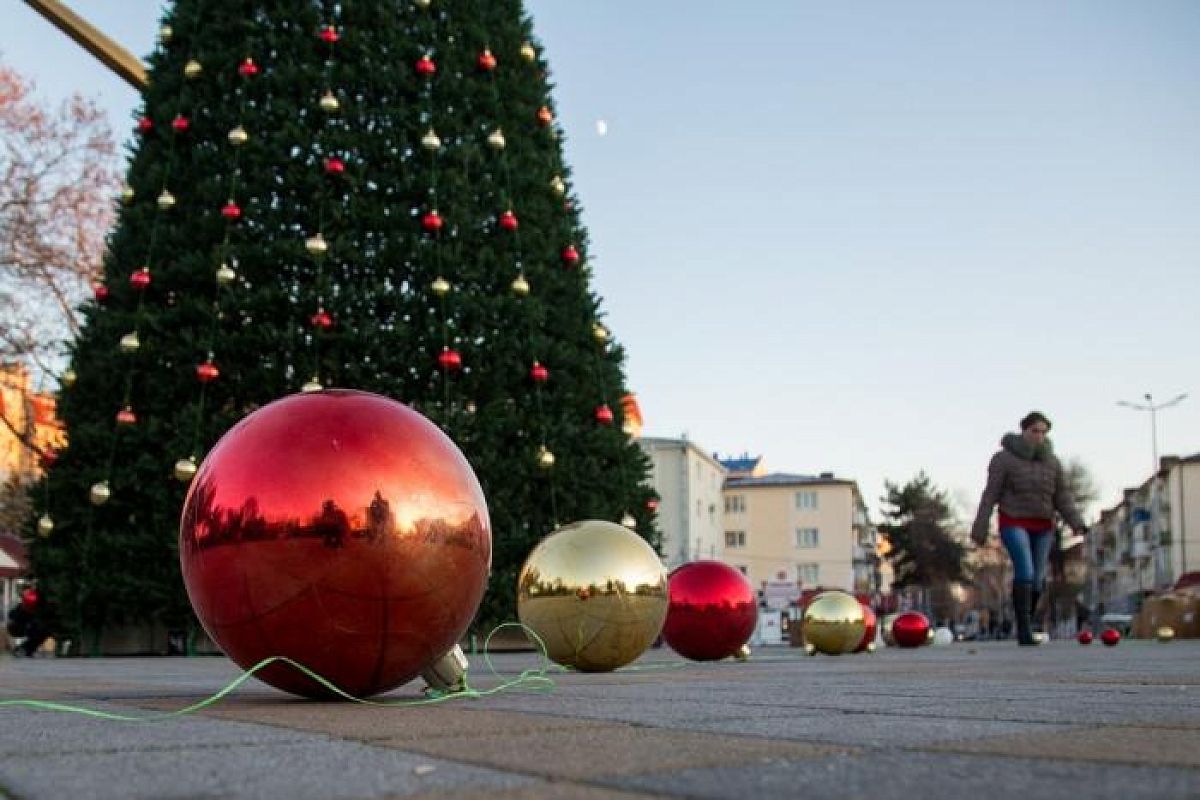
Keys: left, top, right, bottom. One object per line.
{"left": 891, "top": 611, "right": 931, "bottom": 648}
{"left": 221, "top": 201, "right": 242, "bottom": 221}
{"left": 1101, "top": 628, "right": 1121, "bottom": 646}
{"left": 310, "top": 309, "right": 334, "bottom": 330}
{"left": 40, "top": 449, "right": 59, "bottom": 469}
{"left": 136, "top": 116, "right": 153, "bottom": 135}
{"left": 477, "top": 49, "right": 497, "bottom": 72}
{"left": 662, "top": 560, "right": 758, "bottom": 661}
{"left": 422, "top": 210, "right": 443, "bottom": 233}
{"left": 645, "top": 497, "right": 660, "bottom": 512}
{"left": 535, "top": 105, "right": 553, "bottom": 126}
{"left": 319, "top": 25, "right": 340, "bottom": 44}
{"left": 498, "top": 210, "right": 518, "bottom": 231}
{"left": 196, "top": 362, "right": 220, "bottom": 383}
{"left": 438, "top": 347, "right": 462, "bottom": 372}
{"left": 171, "top": 115, "right": 190, "bottom": 133}
{"left": 594, "top": 404, "right": 614, "bottom": 425}
{"left": 560, "top": 245, "right": 580, "bottom": 267}
{"left": 116, "top": 407, "right": 138, "bottom": 425}
{"left": 179, "top": 390, "right": 492, "bottom": 698}
{"left": 529, "top": 361, "right": 549, "bottom": 383}
{"left": 324, "top": 157, "right": 346, "bottom": 176}
{"left": 415, "top": 55, "right": 437, "bottom": 77}
{"left": 238, "top": 57, "right": 260, "bottom": 77}
{"left": 1077, "top": 630, "right": 1094, "bottom": 645}
{"left": 130, "top": 269, "right": 152, "bottom": 291}
{"left": 93, "top": 284, "right": 110, "bottom": 303}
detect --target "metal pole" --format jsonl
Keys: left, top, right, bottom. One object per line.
{"left": 22, "top": 0, "right": 148, "bottom": 91}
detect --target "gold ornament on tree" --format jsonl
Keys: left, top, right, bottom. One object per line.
{"left": 511, "top": 274, "right": 530, "bottom": 297}
{"left": 89, "top": 481, "right": 111, "bottom": 506}
{"left": 119, "top": 332, "right": 140, "bottom": 353}
{"left": 549, "top": 175, "right": 566, "bottom": 196}
{"left": 157, "top": 189, "right": 176, "bottom": 210}
{"left": 592, "top": 323, "right": 609, "bottom": 343}
{"left": 319, "top": 90, "right": 340, "bottom": 113}
{"left": 158, "top": 24, "right": 173, "bottom": 43}
{"left": 517, "top": 520, "right": 669, "bottom": 672}
{"left": 519, "top": 41, "right": 536, "bottom": 62}
{"left": 216, "top": 263, "right": 236, "bottom": 284}
{"left": 61, "top": 369, "right": 77, "bottom": 388}
{"left": 305, "top": 233, "right": 328, "bottom": 256}
{"left": 536, "top": 445, "right": 555, "bottom": 469}
{"left": 421, "top": 129, "right": 441, "bottom": 151}
{"left": 487, "top": 128, "right": 506, "bottom": 151}
{"left": 431, "top": 277, "right": 451, "bottom": 297}
{"left": 37, "top": 515, "right": 54, "bottom": 537}
{"left": 302, "top": 376, "right": 323, "bottom": 393}
{"left": 174, "top": 457, "right": 198, "bottom": 482}
{"left": 228, "top": 125, "right": 249, "bottom": 146}
{"left": 184, "top": 59, "right": 203, "bottom": 79}
{"left": 120, "top": 185, "right": 135, "bottom": 204}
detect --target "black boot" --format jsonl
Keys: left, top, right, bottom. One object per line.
{"left": 1013, "top": 583, "right": 1037, "bottom": 646}
{"left": 1030, "top": 587, "right": 1045, "bottom": 640}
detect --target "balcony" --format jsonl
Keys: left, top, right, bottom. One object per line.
{"left": 1130, "top": 540, "right": 1152, "bottom": 560}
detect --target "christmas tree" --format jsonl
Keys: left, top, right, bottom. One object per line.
{"left": 30, "top": 0, "right": 656, "bottom": 646}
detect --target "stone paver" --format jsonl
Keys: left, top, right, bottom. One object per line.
{"left": 0, "top": 640, "right": 1197, "bottom": 798}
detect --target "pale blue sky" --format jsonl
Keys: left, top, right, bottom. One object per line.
{"left": 4, "top": 1, "right": 1198, "bottom": 521}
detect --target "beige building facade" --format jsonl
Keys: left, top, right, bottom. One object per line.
{"left": 639, "top": 437, "right": 728, "bottom": 569}
{"left": 721, "top": 473, "right": 881, "bottom": 596}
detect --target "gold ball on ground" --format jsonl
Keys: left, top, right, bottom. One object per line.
{"left": 173, "top": 457, "right": 198, "bottom": 482}
{"left": 805, "top": 642, "right": 817, "bottom": 656}
{"left": 37, "top": 515, "right": 54, "bottom": 537}
{"left": 216, "top": 263, "right": 236, "bottom": 284}
{"left": 802, "top": 590, "right": 867, "bottom": 656}
{"left": 511, "top": 274, "right": 530, "bottom": 296}
{"left": 157, "top": 190, "right": 176, "bottom": 210}
{"left": 119, "top": 332, "right": 140, "bottom": 353}
{"left": 184, "top": 59, "right": 202, "bottom": 79}
{"left": 1156, "top": 626, "right": 1176, "bottom": 643}
{"left": 517, "top": 519, "right": 668, "bottom": 672}
{"left": 89, "top": 481, "right": 111, "bottom": 506}
{"left": 735, "top": 644, "right": 751, "bottom": 661}
{"left": 228, "top": 126, "right": 249, "bottom": 146}
{"left": 431, "top": 277, "right": 450, "bottom": 296}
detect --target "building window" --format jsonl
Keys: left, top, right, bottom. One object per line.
{"left": 725, "top": 495, "right": 746, "bottom": 514}
{"left": 795, "top": 491, "right": 818, "bottom": 510}
{"left": 797, "top": 563, "right": 820, "bottom": 585}
{"left": 725, "top": 530, "right": 746, "bottom": 548}
{"left": 795, "top": 527, "right": 819, "bottom": 548}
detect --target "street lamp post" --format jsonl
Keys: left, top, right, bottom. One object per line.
{"left": 1117, "top": 392, "right": 1188, "bottom": 473}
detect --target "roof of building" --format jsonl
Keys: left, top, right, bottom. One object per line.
{"left": 725, "top": 472, "right": 855, "bottom": 489}
{"left": 0, "top": 533, "right": 28, "bottom": 579}
{"left": 639, "top": 437, "right": 727, "bottom": 472}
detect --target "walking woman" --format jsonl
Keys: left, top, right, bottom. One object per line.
{"left": 971, "top": 412, "right": 1089, "bottom": 646}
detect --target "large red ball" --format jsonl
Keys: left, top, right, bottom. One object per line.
{"left": 855, "top": 603, "right": 878, "bottom": 652}
{"left": 891, "top": 611, "right": 931, "bottom": 648}
{"left": 1077, "top": 630, "right": 1094, "bottom": 645}
{"left": 662, "top": 560, "right": 758, "bottom": 661}
{"left": 1100, "top": 628, "right": 1121, "bottom": 647}
{"left": 180, "top": 390, "right": 491, "bottom": 698}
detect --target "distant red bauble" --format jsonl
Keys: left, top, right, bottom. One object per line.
{"left": 855, "top": 603, "right": 877, "bottom": 652}
{"left": 179, "top": 390, "right": 492, "bottom": 698}
{"left": 1077, "top": 630, "right": 1094, "bottom": 645}
{"left": 891, "top": 611, "right": 930, "bottom": 648}
{"left": 1100, "top": 628, "right": 1121, "bottom": 647}
{"left": 662, "top": 560, "right": 758, "bottom": 661}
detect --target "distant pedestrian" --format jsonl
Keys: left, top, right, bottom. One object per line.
{"left": 6, "top": 587, "right": 49, "bottom": 657}
{"left": 971, "top": 411, "right": 1089, "bottom": 647}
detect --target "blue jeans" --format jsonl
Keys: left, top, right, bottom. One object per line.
{"left": 1001, "top": 526, "right": 1054, "bottom": 589}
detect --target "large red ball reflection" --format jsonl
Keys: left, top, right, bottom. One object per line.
{"left": 180, "top": 390, "right": 491, "bottom": 698}
{"left": 662, "top": 560, "right": 758, "bottom": 661}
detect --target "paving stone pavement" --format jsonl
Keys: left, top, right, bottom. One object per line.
{"left": 1, "top": 640, "right": 1197, "bottom": 799}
